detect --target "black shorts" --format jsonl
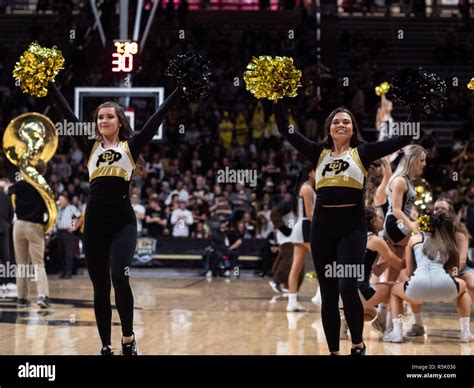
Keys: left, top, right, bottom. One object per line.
{"left": 384, "top": 214, "right": 410, "bottom": 244}
{"left": 358, "top": 282, "right": 376, "bottom": 301}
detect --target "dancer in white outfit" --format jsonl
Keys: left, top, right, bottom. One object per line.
{"left": 287, "top": 163, "right": 316, "bottom": 312}
{"left": 383, "top": 210, "right": 473, "bottom": 343}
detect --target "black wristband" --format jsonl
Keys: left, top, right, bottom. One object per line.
{"left": 279, "top": 225, "right": 292, "bottom": 237}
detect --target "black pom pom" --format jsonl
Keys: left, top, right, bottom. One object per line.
{"left": 389, "top": 67, "right": 447, "bottom": 115}
{"left": 166, "top": 52, "right": 211, "bottom": 101}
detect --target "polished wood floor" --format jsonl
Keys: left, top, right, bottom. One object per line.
{"left": 0, "top": 269, "right": 472, "bottom": 355}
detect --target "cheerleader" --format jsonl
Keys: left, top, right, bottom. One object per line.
{"left": 403, "top": 197, "right": 474, "bottom": 337}
{"left": 383, "top": 211, "right": 473, "bottom": 343}
{"left": 433, "top": 198, "right": 474, "bottom": 299}
{"left": 361, "top": 207, "right": 405, "bottom": 318}
{"left": 340, "top": 207, "right": 405, "bottom": 339}
{"left": 287, "top": 163, "right": 316, "bottom": 312}
{"left": 376, "top": 95, "right": 394, "bottom": 141}
{"left": 383, "top": 145, "right": 427, "bottom": 294}
{"left": 365, "top": 156, "right": 392, "bottom": 215}
{"left": 274, "top": 101, "right": 417, "bottom": 355}
{"left": 384, "top": 145, "right": 426, "bottom": 248}
{"left": 47, "top": 83, "right": 183, "bottom": 355}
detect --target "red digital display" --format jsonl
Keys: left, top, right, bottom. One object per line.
{"left": 112, "top": 41, "right": 138, "bottom": 73}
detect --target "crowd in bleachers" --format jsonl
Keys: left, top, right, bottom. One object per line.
{"left": 0, "top": 2, "right": 473, "bottom": 270}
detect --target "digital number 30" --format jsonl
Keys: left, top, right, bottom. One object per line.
{"left": 112, "top": 53, "right": 134, "bottom": 72}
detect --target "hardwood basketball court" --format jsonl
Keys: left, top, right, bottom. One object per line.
{"left": 0, "top": 269, "right": 470, "bottom": 356}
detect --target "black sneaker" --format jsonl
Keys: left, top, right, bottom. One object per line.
{"left": 100, "top": 346, "right": 114, "bottom": 356}
{"left": 16, "top": 298, "right": 30, "bottom": 308}
{"left": 36, "top": 296, "right": 50, "bottom": 309}
{"left": 350, "top": 343, "right": 366, "bottom": 355}
{"left": 121, "top": 335, "right": 138, "bottom": 356}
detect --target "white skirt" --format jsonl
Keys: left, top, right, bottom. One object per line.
{"left": 290, "top": 218, "right": 311, "bottom": 244}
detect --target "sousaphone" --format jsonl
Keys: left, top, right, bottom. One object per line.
{"left": 3, "top": 112, "right": 58, "bottom": 234}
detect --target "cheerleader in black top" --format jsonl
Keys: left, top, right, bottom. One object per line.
{"left": 274, "top": 101, "right": 417, "bottom": 355}
{"left": 48, "top": 83, "right": 182, "bottom": 355}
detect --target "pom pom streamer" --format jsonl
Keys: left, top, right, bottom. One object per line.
{"left": 243, "top": 56, "right": 302, "bottom": 101}
{"left": 468, "top": 78, "right": 474, "bottom": 90}
{"left": 166, "top": 52, "right": 211, "bottom": 101}
{"left": 389, "top": 67, "right": 447, "bottom": 115}
{"left": 12, "top": 42, "right": 65, "bottom": 98}
{"left": 375, "top": 82, "right": 390, "bottom": 96}
{"left": 417, "top": 214, "right": 432, "bottom": 233}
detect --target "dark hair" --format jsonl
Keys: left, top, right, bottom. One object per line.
{"left": 59, "top": 193, "right": 70, "bottom": 202}
{"left": 94, "top": 102, "right": 134, "bottom": 140}
{"left": 365, "top": 206, "right": 378, "bottom": 233}
{"left": 292, "top": 162, "right": 314, "bottom": 214}
{"left": 434, "top": 197, "right": 471, "bottom": 239}
{"left": 322, "top": 107, "right": 366, "bottom": 149}
{"left": 364, "top": 160, "right": 384, "bottom": 206}
{"left": 422, "top": 210, "right": 458, "bottom": 273}
{"left": 93, "top": 102, "right": 145, "bottom": 174}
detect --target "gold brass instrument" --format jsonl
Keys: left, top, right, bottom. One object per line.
{"left": 3, "top": 112, "right": 58, "bottom": 234}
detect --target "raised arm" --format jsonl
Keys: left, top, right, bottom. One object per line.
{"left": 373, "top": 157, "right": 391, "bottom": 207}
{"left": 129, "top": 88, "right": 183, "bottom": 160}
{"left": 358, "top": 110, "right": 420, "bottom": 168}
{"left": 48, "top": 83, "right": 94, "bottom": 155}
{"left": 273, "top": 101, "right": 322, "bottom": 168}
{"left": 48, "top": 83, "right": 79, "bottom": 123}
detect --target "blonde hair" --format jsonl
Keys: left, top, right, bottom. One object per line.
{"left": 389, "top": 144, "right": 427, "bottom": 189}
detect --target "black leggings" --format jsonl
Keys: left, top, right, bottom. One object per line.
{"left": 311, "top": 205, "right": 367, "bottom": 353}
{"left": 84, "top": 203, "right": 136, "bottom": 346}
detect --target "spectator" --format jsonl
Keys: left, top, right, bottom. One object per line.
{"left": 209, "top": 220, "right": 241, "bottom": 277}
{"left": 256, "top": 213, "right": 273, "bottom": 239}
{"left": 131, "top": 193, "right": 146, "bottom": 236}
{"left": 170, "top": 200, "right": 193, "bottom": 237}
{"left": 5, "top": 161, "right": 50, "bottom": 309}
{"left": 0, "top": 178, "right": 15, "bottom": 290}
{"left": 191, "top": 222, "right": 210, "bottom": 238}
{"left": 56, "top": 194, "right": 83, "bottom": 278}
{"left": 145, "top": 197, "right": 167, "bottom": 238}
{"left": 229, "top": 182, "right": 252, "bottom": 214}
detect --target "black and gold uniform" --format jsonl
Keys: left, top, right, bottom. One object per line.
{"left": 274, "top": 101, "right": 413, "bottom": 353}
{"left": 49, "top": 84, "right": 181, "bottom": 348}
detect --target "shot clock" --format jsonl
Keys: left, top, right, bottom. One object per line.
{"left": 111, "top": 40, "right": 139, "bottom": 73}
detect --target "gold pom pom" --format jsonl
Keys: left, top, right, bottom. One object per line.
{"left": 417, "top": 215, "right": 432, "bottom": 233}
{"left": 12, "top": 42, "right": 65, "bottom": 98}
{"left": 243, "top": 56, "right": 302, "bottom": 101}
{"left": 468, "top": 78, "right": 474, "bottom": 91}
{"left": 375, "top": 82, "right": 390, "bottom": 96}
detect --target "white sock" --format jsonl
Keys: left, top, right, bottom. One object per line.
{"left": 392, "top": 315, "right": 403, "bottom": 336}
{"left": 386, "top": 311, "right": 393, "bottom": 331}
{"left": 289, "top": 293, "right": 297, "bottom": 304}
{"left": 413, "top": 312, "right": 423, "bottom": 326}
{"left": 460, "top": 317, "right": 470, "bottom": 332}
{"left": 377, "top": 304, "right": 387, "bottom": 323}
{"left": 314, "top": 287, "right": 321, "bottom": 300}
